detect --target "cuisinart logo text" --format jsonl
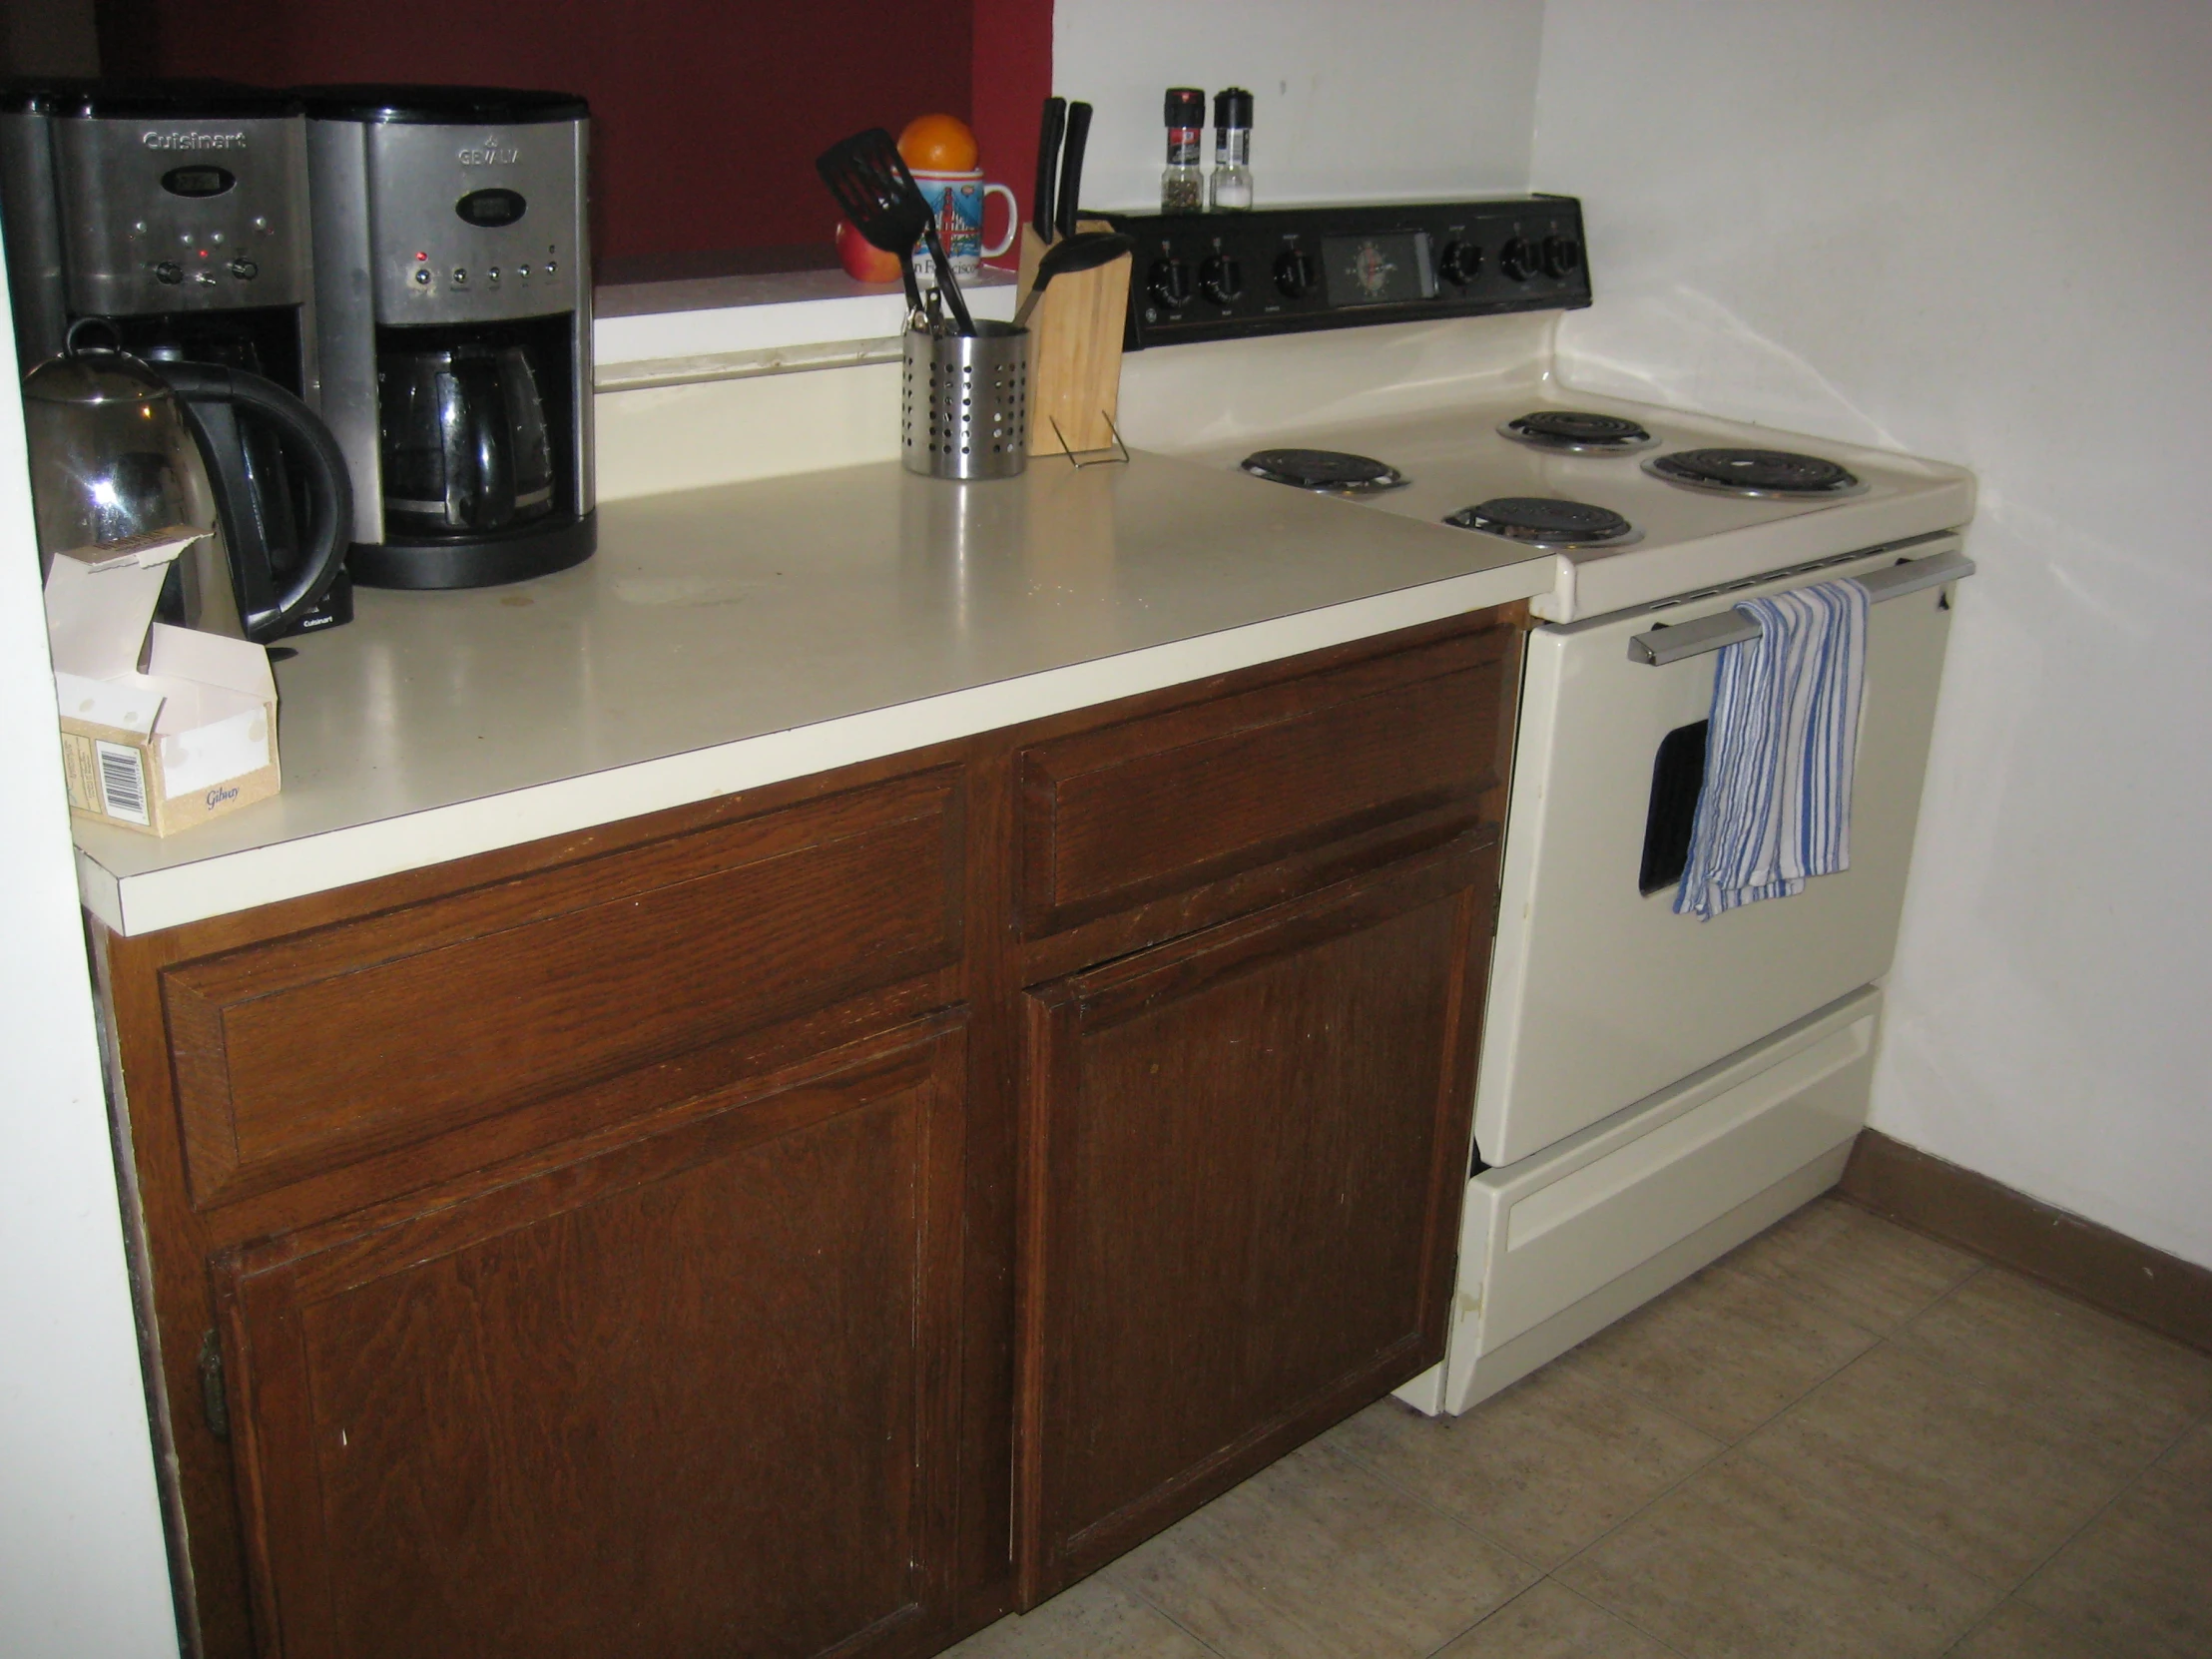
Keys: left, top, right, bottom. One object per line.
{"left": 142, "top": 129, "right": 247, "bottom": 150}
{"left": 458, "top": 136, "right": 520, "bottom": 166}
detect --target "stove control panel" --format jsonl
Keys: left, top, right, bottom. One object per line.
{"left": 1101, "top": 196, "right": 1589, "bottom": 349}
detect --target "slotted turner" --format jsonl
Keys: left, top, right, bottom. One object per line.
{"left": 816, "top": 128, "right": 975, "bottom": 336}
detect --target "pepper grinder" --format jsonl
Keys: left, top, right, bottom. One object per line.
{"left": 1161, "top": 88, "right": 1206, "bottom": 214}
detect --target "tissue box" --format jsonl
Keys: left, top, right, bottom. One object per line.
{"left": 45, "top": 528, "right": 279, "bottom": 836}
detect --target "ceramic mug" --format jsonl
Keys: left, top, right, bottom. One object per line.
{"left": 911, "top": 169, "right": 1018, "bottom": 280}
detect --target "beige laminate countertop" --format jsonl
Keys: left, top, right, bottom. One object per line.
{"left": 74, "top": 449, "right": 1552, "bottom": 936}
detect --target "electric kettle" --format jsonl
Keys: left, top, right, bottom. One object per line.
{"left": 23, "top": 322, "right": 352, "bottom": 644}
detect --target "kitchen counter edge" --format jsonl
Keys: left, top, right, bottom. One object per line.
{"left": 76, "top": 563, "right": 1545, "bottom": 938}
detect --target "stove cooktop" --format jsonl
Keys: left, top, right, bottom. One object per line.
{"left": 1182, "top": 384, "right": 1972, "bottom": 622}
{"left": 1240, "top": 448, "right": 1410, "bottom": 495}
{"left": 1644, "top": 447, "right": 1867, "bottom": 499}
{"left": 1498, "top": 410, "right": 1656, "bottom": 454}
{"left": 1444, "top": 496, "right": 1642, "bottom": 550}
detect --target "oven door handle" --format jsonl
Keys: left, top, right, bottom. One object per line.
{"left": 1626, "top": 546, "right": 1976, "bottom": 666}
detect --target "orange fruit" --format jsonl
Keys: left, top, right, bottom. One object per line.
{"left": 898, "top": 113, "right": 978, "bottom": 173}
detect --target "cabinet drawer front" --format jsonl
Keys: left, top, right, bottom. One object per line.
{"left": 165, "top": 769, "right": 964, "bottom": 1207}
{"left": 1017, "top": 628, "right": 1513, "bottom": 938}
{"left": 217, "top": 1023, "right": 967, "bottom": 1659}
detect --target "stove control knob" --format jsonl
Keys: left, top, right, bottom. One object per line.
{"left": 1541, "top": 234, "right": 1583, "bottom": 278}
{"left": 1147, "top": 256, "right": 1192, "bottom": 309}
{"left": 1272, "top": 247, "right": 1318, "bottom": 297}
{"left": 1499, "top": 237, "right": 1537, "bottom": 281}
{"left": 1200, "top": 254, "right": 1244, "bottom": 305}
{"left": 1438, "top": 240, "right": 1481, "bottom": 285}
{"left": 153, "top": 260, "right": 184, "bottom": 284}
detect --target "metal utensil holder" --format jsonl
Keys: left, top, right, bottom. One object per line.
{"left": 902, "top": 321, "right": 1029, "bottom": 480}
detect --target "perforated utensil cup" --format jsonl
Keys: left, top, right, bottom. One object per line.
{"left": 901, "top": 321, "right": 1029, "bottom": 480}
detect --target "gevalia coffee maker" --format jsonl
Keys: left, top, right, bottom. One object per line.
{"left": 300, "top": 86, "right": 595, "bottom": 588}
{"left": 0, "top": 80, "right": 357, "bottom": 635}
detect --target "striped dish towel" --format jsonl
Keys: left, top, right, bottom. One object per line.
{"left": 1674, "top": 578, "right": 1871, "bottom": 920}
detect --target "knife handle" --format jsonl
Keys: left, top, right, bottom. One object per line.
{"left": 1056, "top": 102, "right": 1092, "bottom": 244}
{"left": 1033, "top": 97, "right": 1066, "bottom": 242}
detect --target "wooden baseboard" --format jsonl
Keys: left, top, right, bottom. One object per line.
{"left": 1840, "top": 1129, "right": 2212, "bottom": 1356}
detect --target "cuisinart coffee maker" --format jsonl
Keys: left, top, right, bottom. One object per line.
{"left": 301, "top": 85, "right": 594, "bottom": 588}
{"left": 0, "top": 80, "right": 354, "bottom": 633}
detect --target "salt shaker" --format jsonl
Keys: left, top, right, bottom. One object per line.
{"left": 1208, "top": 87, "right": 1254, "bottom": 212}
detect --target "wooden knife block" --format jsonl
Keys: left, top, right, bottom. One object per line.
{"left": 1014, "top": 221, "right": 1132, "bottom": 458}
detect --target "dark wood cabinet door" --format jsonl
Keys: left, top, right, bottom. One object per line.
{"left": 213, "top": 1019, "right": 969, "bottom": 1659}
{"left": 1013, "top": 844, "right": 1498, "bottom": 1602}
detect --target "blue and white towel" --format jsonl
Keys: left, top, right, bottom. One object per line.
{"left": 1675, "top": 578, "right": 1871, "bottom": 920}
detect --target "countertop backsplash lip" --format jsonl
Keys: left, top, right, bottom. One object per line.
{"left": 592, "top": 269, "right": 1020, "bottom": 384}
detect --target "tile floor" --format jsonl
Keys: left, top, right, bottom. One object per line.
{"left": 947, "top": 1196, "right": 2212, "bottom": 1659}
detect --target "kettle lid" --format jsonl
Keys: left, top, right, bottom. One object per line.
{"left": 23, "top": 320, "right": 175, "bottom": 407}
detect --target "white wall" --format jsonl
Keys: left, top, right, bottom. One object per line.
{"left": 1534, "top": 0, "right": 2212, "bottom": 1268}
{"left": 1052, "top": 0, "right": 1544, "bottom": 211}
{"left": 0, "top": 265, "right": 181, "bottom": 1647}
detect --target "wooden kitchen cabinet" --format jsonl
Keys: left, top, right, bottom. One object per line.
{"left": 1013, "top": 844, "right": 1500, "bottom": 1603}
{"left": 90, "top": 608, "right": 1521, "bottom": 1658}
{"left": 214, "top": 1020, "right": 969, "bottom": 1659}
{"left": 96, "top": 764, "right": 993, "bottom": 1659}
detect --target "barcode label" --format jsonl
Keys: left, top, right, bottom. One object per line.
{"left": 95, "top": 741, "right": 150, "bottom": 825}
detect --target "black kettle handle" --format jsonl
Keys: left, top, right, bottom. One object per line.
{"left": 152, "top": 362, "right": 354, "bottom": 643}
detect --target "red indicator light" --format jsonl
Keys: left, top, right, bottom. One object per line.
{"left": 416, "top": 251, "right": 427, "bottom": 261}
{"left": 198, "top": 249, "right": 209, "bottom": 258}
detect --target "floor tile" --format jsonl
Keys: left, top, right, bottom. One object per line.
{"left": 1724, "top": 1197, "right": 1978, "bottom": 1334}
{"left": 2009, "top": 1418, "right": 2212, "bottom": 1659}
{"left": 1895, "top": 1268, "right": 2212, "bottom": 1462}
{"left": 1942, "top": 1598, "right": 2114, "bottom": 1659}
{"left": 942, "top": 1574, "right": 1218, "bottom": 1659}
{"left": 1743, "top": 1342, "right": 2149, "bottom": 1585}
{"left": 1327, "top": 1363, "right": 1721, "bottom": 1569}
{"left": 1107, "top": 1439, "right": 1537, "bottom": 1659}
{"left": 1560, "top": 1262, "right": 1879, "bottom": 1441}
{"left": 1556, "top": 1451, "right": 1998, "bottom": 1659}
{"left": 1433, "top": 1579, "right": 1680, "bottom": 1659}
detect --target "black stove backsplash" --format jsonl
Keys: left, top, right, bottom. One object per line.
{"left": 1101, "top": 195, "right": 1590, "bottom": 349}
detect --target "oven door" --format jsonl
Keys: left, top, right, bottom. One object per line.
{"left": 1473, "top": 534, "right": 1966, "bottom": 1168}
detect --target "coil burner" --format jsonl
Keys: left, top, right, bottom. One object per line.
{"left": 1239, "top": 448, "right": 1409, "bottom": 495}
{"left": 1444, "top": 496, "right": 1643, "bottom": 550}
{"left": 1498, "top": 410, "right": 1657, "bottom": 454}
{"left": 1644, "top": 448, "right": 1867, "bottom": 498}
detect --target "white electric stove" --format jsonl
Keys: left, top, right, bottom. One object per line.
{"left": 1115, "top": 196, "right": 1975, "bottom": 1414}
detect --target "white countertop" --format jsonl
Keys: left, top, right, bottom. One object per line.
{"left": 75, "top": 449, "right": 1551, "bottom": 936}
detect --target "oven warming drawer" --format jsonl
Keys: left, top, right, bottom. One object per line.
{"left": 1398, "top": 984, "right": 1880, "bottom": 1416}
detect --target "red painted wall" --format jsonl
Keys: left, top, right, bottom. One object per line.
{"left": 970, "top": 0, "right": 1055, "bottom": 251}
{"left": 96, "top": 0, "right": 1037, "bottom": 266}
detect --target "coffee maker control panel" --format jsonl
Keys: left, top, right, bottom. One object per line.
{"left": 52, "top": 115, "right": 310, "bottom": 317}
{"left": 361, "top": 121, "right": 584, "bottom": 323}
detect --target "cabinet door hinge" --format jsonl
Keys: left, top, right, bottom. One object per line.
{"left": 198, "top": 1329, "right": 230, "bottom": 1441}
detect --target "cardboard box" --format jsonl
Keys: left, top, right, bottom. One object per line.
{"left": 45, "top": 528, "right": 279, "bottom": 836}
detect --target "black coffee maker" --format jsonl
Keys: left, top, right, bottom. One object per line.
{"left": 301, "top": 86, "right": 595, "bottom": 589}
{"left": 0, "top": 80, "right": 356, "bottom": 634}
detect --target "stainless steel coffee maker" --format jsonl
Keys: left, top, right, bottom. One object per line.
{"left": 0, "top": 80, "right": 355, "bottom": 634}
{"left": 300, "top": 86, "right": 595, "bottom": 589}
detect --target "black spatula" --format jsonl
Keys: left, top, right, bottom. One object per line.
{"left": 815, "top": 127, "right": 975, "bottom": 336}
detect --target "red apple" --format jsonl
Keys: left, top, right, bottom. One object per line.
{"left": 836, "top": 220, "right": 904, "bottom": 285}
